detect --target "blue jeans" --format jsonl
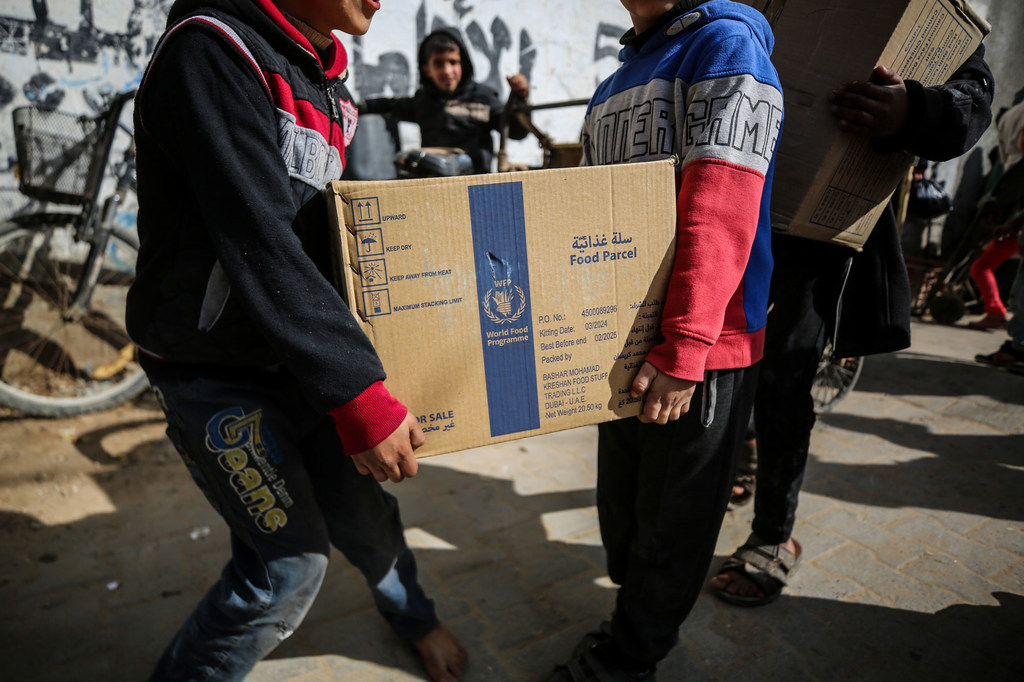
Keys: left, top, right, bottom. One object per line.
{"left": 146, "top": 364, "right": 437, "bottom": 682}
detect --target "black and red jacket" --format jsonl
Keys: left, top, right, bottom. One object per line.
{"left": 127, "top": 0, "right": 406, "bottom": 453}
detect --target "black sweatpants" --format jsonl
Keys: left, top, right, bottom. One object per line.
{"left": 596, "top": 364, "right": 758, "bottom": 665}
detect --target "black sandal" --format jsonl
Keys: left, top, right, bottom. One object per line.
{"left": 711, "top": 533, "right": 802, "bottom": 607}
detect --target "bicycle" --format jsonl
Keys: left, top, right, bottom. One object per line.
{"left": 811, "top": 341, "right": 864, "bottom": 413}
{"left": 0, "top": 90, "right": 148, "bottom": 417}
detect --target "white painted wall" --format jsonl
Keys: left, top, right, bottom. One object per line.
{"left": 0, "top": 0, "right": 627, "bottom": 217}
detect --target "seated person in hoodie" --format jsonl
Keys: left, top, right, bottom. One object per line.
{"left": 359, "top": 28, "right": 530, "bottom": 174}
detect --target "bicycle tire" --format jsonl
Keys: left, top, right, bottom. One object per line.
{"left": 0, "top": 220, "right": 148, "bottom": 416}
{"left": 812, "top": 344, "right": 864, "bottom": 414}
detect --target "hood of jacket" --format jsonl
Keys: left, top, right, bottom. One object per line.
{"left": 417, "top": 26, "right": 476, "bottom": 95}
{"left": 166, "top": 0, "right": 349, "bottom": 78}
{"left": 620, "top": 0, "right": 774, "bottom": 62}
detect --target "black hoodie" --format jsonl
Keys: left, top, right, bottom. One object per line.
{"left": 127, "top": 0, "right": 408, "bottom": 454}
{"left": 361, "top": 28, "right": 528, "bottom": 173}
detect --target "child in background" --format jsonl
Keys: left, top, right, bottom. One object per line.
{"left": 360, "top": 28, "right": 531, "bottom": 174}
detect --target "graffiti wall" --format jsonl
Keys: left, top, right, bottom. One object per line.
{"left": 0, "top": 0, "right": 627, "bottom": 216}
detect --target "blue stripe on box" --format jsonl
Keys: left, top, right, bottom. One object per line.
{"left": 468, "top": 182, "right": 540, "bottom": 436}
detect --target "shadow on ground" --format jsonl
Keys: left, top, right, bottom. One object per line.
{"left": 2, "top": 405, "right": 1021, "bottom": 681}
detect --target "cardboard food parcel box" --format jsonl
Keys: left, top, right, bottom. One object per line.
{"left": 742, "top": 0, "right": 988, "bottom": 249}
{"left": 326, "top": 159, "right": 678, "bottom": 457}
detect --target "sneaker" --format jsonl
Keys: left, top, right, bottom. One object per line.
{"left": 967, "top": 314, "right": 1008, "bottom": 331}
{"left": 975, "top": 341, "right": 1024, "bottom": 369}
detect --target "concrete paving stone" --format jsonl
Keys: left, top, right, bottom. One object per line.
{"left": 539, "top": 506, "right": 599, "bottom": 544}
{"left": 901, "top": 551, "right": 1009, "bottom": 604}
{"left": 849, "top": 598, "right": 1016, "bottom": 681}
{"left": 893, "top": 392, "right": 960, "bottom": 415}
{"left": 538, "top": 569, "right": 615, "bottom": 624}
{"left": 779, "top": 523, "right": 849, "bottom": 562}
{"left": 2, "top": 548, "right": 113, "bottom": 602}
{"left": 501, "top": 623, "right": 586, "bottom": 680}
{"left": 514, "top": 542, "right": 600, "bottom": 592}
{"left": 965, "top": 517, "right": 1024, "bottom": 553}
{"left": 805, "top": 425, "right": 870, "bottom": 464}
{"left": 684, "top": 594, "right": 783, "bottom": 662}
{"left": 248, "top": 655, "right": 329, "bottom": 682}
{"left": 523, "top": 425, "right": 599, "bottom": 454}
{"left": 446, "top": 561, "right": 534, "bottom": 612}
{"left": 716, "top": 509, "right": 757, "bottom": 548}
{"left": 990, "top": 559, "right": 1024, "bottom": 593}
{"left": 4, "top": 319, "right": 1023, "bottom": 682}
{"left": 782, "top": 490, "right": 840, "bottom": 524}
{"left": 889, "top": 515, "right": 1021, "bottom": 578}
{"left": 786, "top": 562, "right": 865, "bottom": 602}
{"left": 918, "top": 507, "right": 991, "bottom": 535}
{"left": 472, "top": 514, "right": 548, "bottom": 554}
{"left": 488, "top": 598, "right": 573, "bottom": 650}
{"left": 274, "top": 610, "right": 425, "bottom": 680}
{"left": 427, "top": 479, "right": 539, "bottom": 538}
{"left": 32, "top": 653, "right": 124, "bottom": 682}
{"left": 821, "top": 495, "right": 921, "bottom": 529}
{"left": 496, "top": 461, "right": 569, "bottom": 496}
{"left": 708, "top": 637, "right": 814, "bottom": 682}
{"left": 403, "top": 513, "right": 475, "bottom": 553}
{"left": 1, "top": 621, "right": 119, "bottom": 681}
{"left": 413, "top": 543, "right": 508, "bottom": 583}
{"left": 721, "top": 600, "right": 875, "bottom": 682}
{"left": 519, "top": 455, "right": 599, "bottom": 493}
{"left": 813, "top": 542, "right": 960, "bottom": 610}
{"left": 803, "top": 507, "right": 926, "bottom": 569}
{"left": 110, "top": 594, "right": 200, "bottom": 675}
{"left": 662, "top": 632, "right": 719, "bottom": 682}
{"left": 302, "top": 574, "right": 379, "bottom": 626}
{"left": 802, "top": 472, "right": 885, "bottom": 519}
{"left": 105, "top": 546, "right": 203, "bottom": 610}
{"left": 6, "top": 582, "right": 109, "bottom": 634}
{"left": 943, "top": 394, "right": 1024, "bottom": 433}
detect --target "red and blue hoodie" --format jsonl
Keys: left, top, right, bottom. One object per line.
{"left": 582, "top": 0, "right": 783, "bottom": 381}
{"left": 127, "top": 0, "right": 407, "bottom": 454}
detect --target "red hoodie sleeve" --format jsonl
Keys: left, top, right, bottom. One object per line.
{"left": 645, "top": 35, "right": 782, "bottom": 381}
{"left": 644, "top": 157, "right": 767, "bottom": 380}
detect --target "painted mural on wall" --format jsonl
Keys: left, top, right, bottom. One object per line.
{"left": 0, "top": 0, "right": 626, "bottom": 216}
{"left": 0, "top": 0, "right": 172, "bottom": 217}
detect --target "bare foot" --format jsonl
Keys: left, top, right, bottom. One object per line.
{"left": 709, "top": 537, "right": 800, "bottom": 599}
{"left": 412, "top": 623, "right": 467, "bottom": 682}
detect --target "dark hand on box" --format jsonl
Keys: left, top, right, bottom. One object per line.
{"left": 828, "top": 65, "right": 908, "bottom": 137}
{"left": 631, "top": 361, "right": 696, "bottom": 425}
{"left": 351, "top": 412, "right": 424, "bottom": 483}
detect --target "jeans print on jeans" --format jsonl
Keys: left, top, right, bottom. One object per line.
{"left": 206, "top": 406, "right": 294, "bottom": 533}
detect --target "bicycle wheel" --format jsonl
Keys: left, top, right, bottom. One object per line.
{"left": 0, "top": 219, "right": 148, "bottom": 416}
{"left": 811, "top": 343, "right": 864, "bottom": 414}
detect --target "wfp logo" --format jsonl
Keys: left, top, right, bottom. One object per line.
{"left": 483, "top": 280, "right": 527, "bottom": 324}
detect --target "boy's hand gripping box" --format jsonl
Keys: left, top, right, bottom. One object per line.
{"left": 743, "top": 0, "right": 988, "bottom": 249}
{"left": 326, "top": 159, "right": 677, "bottom": 457}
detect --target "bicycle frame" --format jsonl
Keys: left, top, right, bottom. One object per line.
{"left": 496, "top": 95, "right": 590, "bottom": 172}
{"left": 30, "top": 90, "right": 138, "bottom": 321}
